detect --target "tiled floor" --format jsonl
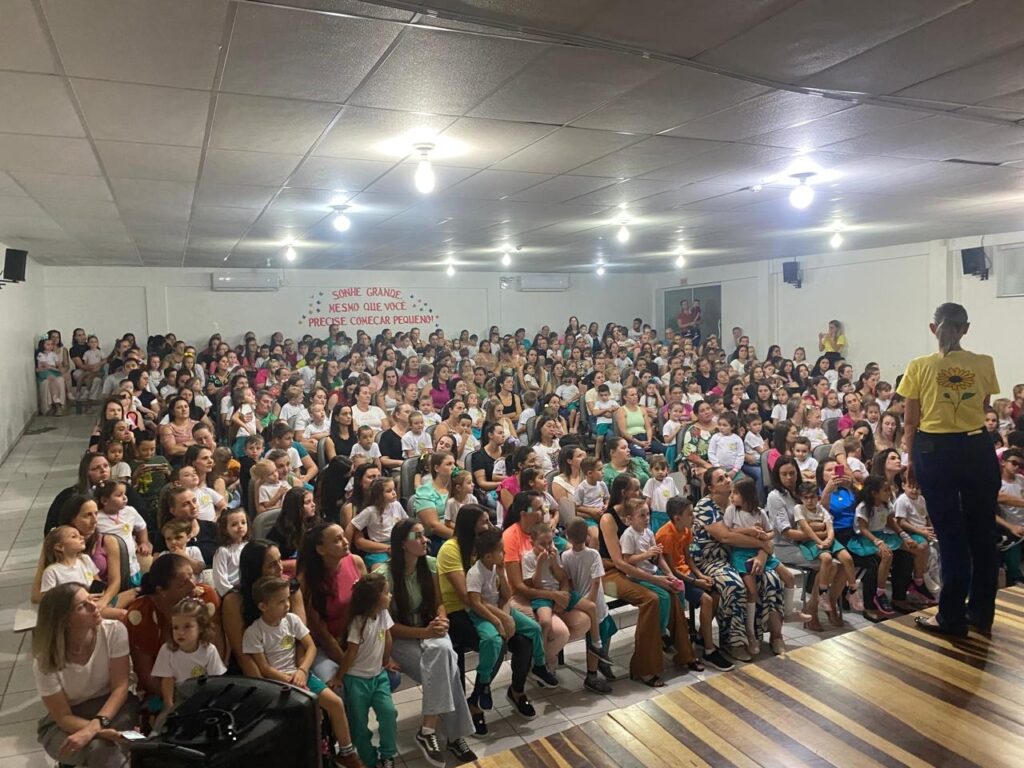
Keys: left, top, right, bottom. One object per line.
{"left": 0, "top": 413, "right": 874, "bottom": 767}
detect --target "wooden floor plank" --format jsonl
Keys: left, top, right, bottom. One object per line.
{"left": 476, "top": 587, "right": 1024, "bottom": 768}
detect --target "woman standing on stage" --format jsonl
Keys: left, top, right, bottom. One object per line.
{"left": 899, "top": 303, "right": 1001, "bottom": 636}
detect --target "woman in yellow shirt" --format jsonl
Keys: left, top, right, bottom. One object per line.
{"left": 898, "top": 303, "right": 1001, "bottom": 637}
{"left": 817, "top": 320, "right": 847, "bottom": 367}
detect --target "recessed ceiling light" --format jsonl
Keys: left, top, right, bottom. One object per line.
{"left": 284, "top": 246, "right": 297, "bottom": 262}
{"left": 616, "top": 224, "right": 630, "bottom": 243}
{"left": 789, "top": 174, "right": 815, "bottom": 209}
{"left": 445, "top": 263, "right": 455, "bottom": 276}
{"left": 501, "top": 251, "right": 511, "bottom": 267}
{"left": 413, "top": 142, "right": 436, "bottom": 194}
{"left": 596, "top": 265, "right": 605, "bottom": 276}
{"left": 830, "top": 231, "right": 843, "bottom": 249}
{"left": 675, "top": 254, "right": 686, "bottom": 268}
{"left": 330, "top": 205, "right": 351, "bottom": 232}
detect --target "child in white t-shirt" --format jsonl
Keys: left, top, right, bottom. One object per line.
{"left": 618, "top": 499, "right": 682, "bottom": 643}
{"left": 350, "top": 425, "right": 382, "bottom": 469}
{"left": 152, "top": 596, "right": 226, "bottom": 708}
{"left": 770, "top": 388, "right": 790, "bottom": 422}
{"left": 708, "top": 413, "right": 744, "bottom": 478}
{"left": 799, "top": 407, "right": 828, "bottom": 449}
{"left": 560, "top": 518, "right": 615, "bottom": 691}
{"left": 39, "top": 526, "right": 99, "bottom": 595}
{"left": 892, "top": 485, "right": 938, "bottom": 604}
{"left": 243, "top": 577, "right": 359, "bottom": 764}
{"left": 301, "top": 403, "right": 330, "bottom": 452}
{"left": 351, "top": 477, "right": 407, "bottom": 567}
{"left": 792, "top": 437, "right": 819, "bottom": 482}
{"left": 212, "top": 509, "right": 249, "bottom": 596}
{"left": 642, "top": 455, "right": 680, "bottom": 532}
{"left": 401, "top": 411, "right": 433, "bottom": 457}
{"left": 278, "top": 386, "right": 309, "bottom": 432}
{"left": 254, "top": 459, "right": 288, "bottom": 515}
{"left": 94, "top": 480, "right": 150, "bottom": 587}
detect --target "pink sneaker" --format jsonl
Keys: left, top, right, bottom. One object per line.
{"left": 847, "top": 588, "right": 864, "bottom": 613}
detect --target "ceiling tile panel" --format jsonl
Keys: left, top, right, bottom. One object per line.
{"left": 570, "top": 136, "right": 727, "bottom": 178}
{"left": 41, "top": 0, "right": 228, "bottom": 89}
{"left": 201, "top": 150, "right": 303, "bottom": 187}
{"left": 72, "top": 80, "right": 210, "bottom": 146}
{"left": 0, "top": 172, "right": 28, "bottom": 197}
{"left": 210, "top": 94, "right": 339, "bottom": 154}
{"left": 641, "top": 143, "right": 792, "bottom": 184}
{"left": 287, "top": 156, "right": 394, "bottom": 191}
{"left": 0, "top": 135, "right": 102, "bottom": 176}
{"left": 436, "top": 118, "right": 555, "bottom": 168}
{"left": 508, "top": 176, "right": 618, "bottom": 204}
{"left": 11, "top": 172, "right": 112, "bottom": 201}
{"left": 94, "top": 141, "right": 202, "bottom": 183}
{"left": 109, "top": 178, "right": 194, "bottom": 209}
{"left": 0, "top": 72, "right": 83, "bottom": 137}
{"left": 315, "top": 106, "right": 456, "bottom": 161}
{"left": 896, "top": 46, "right": 1024, "bottom": 105}
{"left": 348, "top": 27, "right": 543, "bottom": 115}
{"left": 40, "top": 198, "right": 121, "bottom": 221}
{"left": 441, "top": 170, "right": 553, "bottom": 200}
{"left": 748, "top": 105, "right": 929, "bottom": 151}
{"left": 665, "top": 91, "right": 852, "bottom": 142}
{"left": 0, "top": 0, "right": 59, "bottom": 73}
{"left": 221, "top": 4, "right": 401, "bottom": 101}
{"left": 564, "top": 178, "right": 680, "bottom": 207}
{"left": 194, "top": 183, "right": 278, "bottom": 210}
{"left": 493, "top": 127, "right": 640, "bottom": 174}
{"left": 468, "top": 47, "right": 671, "bottom": 124}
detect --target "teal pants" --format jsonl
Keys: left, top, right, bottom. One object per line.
{"left": 632, "top": 578, "right": 685, "bottom": 635}
{"left": 1003, "top": 544, "right": 1023, "bottom": 584}
{"left": 342, "top": 670, "right": 397, "bottom": 765}
{"left": 469, "top": 608, "right": 545, "bottom": 682}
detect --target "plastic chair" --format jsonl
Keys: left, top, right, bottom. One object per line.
{"left": 316, "top": 437, "right": 328, "bottom": 469}
{"left": 545, "top": 468, "right": 558, "bottom": 490}
{"left": 812, "top": 444, "right": 832, "bottom": 464}
{"left": 525, "top": 416, "right": 538, "bottom": 446}
{"left": 761, "top": 450, "right": 774, "bottom": 492}
{"left": 823, "top": 418, "right": 840, "bottom": 443}
{"left": 399, "top": 457, "right": 419, "bottom": 504}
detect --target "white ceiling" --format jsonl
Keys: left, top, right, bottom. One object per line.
{"left": 1, "top": 0, "right": 1023, "bottom": 272}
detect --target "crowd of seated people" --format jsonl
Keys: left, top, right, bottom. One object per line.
{"left": 27, "top": 318, "right": 1024, "bottom": 768}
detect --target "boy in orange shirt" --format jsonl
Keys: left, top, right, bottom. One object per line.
{"left": 655, "top": 498, "right": 733, "bottom": 671}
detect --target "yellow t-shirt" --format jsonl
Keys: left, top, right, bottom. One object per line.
{"left": 821, "top": 334, "right": 846, "bottom": 353}
{"left": 897, "top": 350, "right": 998, "bottom": 433}
{"left": 436, "top": 538, "right": 468, "bottom": 614}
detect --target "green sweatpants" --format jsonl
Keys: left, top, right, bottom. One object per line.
{"left": 342, "top": 670, "right": 397, "bottom": 766}
{"left": 468, "top": 608, "right": 545, "bottom": 682}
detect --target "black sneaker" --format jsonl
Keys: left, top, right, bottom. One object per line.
{"left": 378, "top": 759, "right": 395, "bottom": 768}
{"left": 470, "top": 710, "right": 488, "bottom": 737}
{"left": 531, "top": 664, "right": 559, "bottom": 688}
{"left": 586, "top": 641, "right": 613, "bottom": 663}
{"left": 583, "top": 672, "right": 612, "bottom": 693}
{"left": 702, "top": 648, "right": 735, "bottom": 671}
{"left": 597, "top": 660, "right": 618, "bottom": 681}
{"left": 472, "top": 683, "right": 493, "bottom": 711}
{"left": 506, "top": 687, "right": 537, "bottom": 720}
{"left": 447, "top": 737, "right": 478, "bottom": 763}
{"left": 414, "top": 729, "right": 444, "bottom": 768}
{"left": 661, "top": 635, "right": 675, "bottom": 654}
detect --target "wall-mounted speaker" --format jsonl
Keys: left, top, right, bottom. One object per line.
{"left": 3, "top": 249, "right": 27, "bottom": 282}
{"left": 782, "top": 261, "right": 801, "bottom": 288}
{"left": 960, "top": 247, "right": 988, "bottom": 279}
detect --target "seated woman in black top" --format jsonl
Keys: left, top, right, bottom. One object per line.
{"left": 153, "top": 485, "right": 219, "bottom": 567}
{"left": 267, "top": 487, "right": 321, "bottom": 575}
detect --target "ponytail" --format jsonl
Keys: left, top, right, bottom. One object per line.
{"left": 933, "top": 302, "right": 968, "bottom": 356}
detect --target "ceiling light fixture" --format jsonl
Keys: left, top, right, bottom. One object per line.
{"left": 675, "top": 254, "right": 686, "bottom": 269}
{"left": 330, "top": 205, "right": 351, "bottom": 232}
{"left": 596, "top": 265, "right": 605, "bottom": 276}
{"left": 445, "top": 263, "right": 455, "bottom": 276}
{"left": 788, "top": 172, "right": 816, "bottom": 209}
{"left": 501, "top": 251, "right": 511, "bottom": 267}
{"left": 284, "top": 246, "right": 297, "bottom": 262}
{"left": 830, "top": 230, "right": 844, "bottom": 249}
{"left": 413, "top": 142, "right": 436, "bottom": 194}
{"left": 616, "top": 224, "right": 630, "bottom": 244}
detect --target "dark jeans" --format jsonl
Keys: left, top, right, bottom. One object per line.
{"left": 448, "top": 609, "right": 533, "bottom": 693}
{"left": 627, "top": 433, "right": 665, "bottom": 456}
{"left": 835, "top": 528, "right": 912, "bottom": 603}
{"left": 912, "top": 430, "right": 1001, "bottom": 629}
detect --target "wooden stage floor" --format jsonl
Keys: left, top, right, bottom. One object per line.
{"left": 476, "top": 586, "right": 1024, "bottom": 768}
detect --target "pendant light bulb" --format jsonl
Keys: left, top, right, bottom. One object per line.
{"left": 284, "top": 246, "right": 297, "bottom": 262}
{"left": 331, "top": 205, "right": 351, "bottom": 233}
{"left": 675, "top": 254, "right": 686, "bottom": 269}
{"left": 830, "top": 231, "right": 843, "bottom": 249}
{"left": 413, "top": 143, "right": 436, "bottom": 195}
{"left": 445, "top": 263, "right": 455, "bottom": 277}
{"left": 501, "top": 251, "right": 511, "bottom": 267}
{"left": 616, "top": 224, "right": 630, "bottom": 244}
{"left": 596, "top": 265, "right": 606, "bottom": 276}
{"left": 789, "top": 178, "right": 815, "bottom": 209}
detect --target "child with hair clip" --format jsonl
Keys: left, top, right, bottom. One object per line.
{"left": 151, "top": 596, "right": 226, "bottom": 709}
{"left": 212, "top": 508, "right": 249, "bottom": 596}
{"left": 302, "top": 402, "right": 331, "bottom": 453}
{"left": 892, "top": 482, "right": 939, "bottom": 605}
{"left": 103, "top": 440, "right": 133, "bottom": 483}
{"left": 794, "top": 483, "right": 857, "bottom": 629}
{"left": 94, "top": 479, "right": 151, "bottom": 587}
{"left": 847, "top": 476, "right": 899, "bottom": 617}
{"left": 723, "top": 478, "right": 787, "bottom": 655}
{"left": 642, "top": 455, "right": 680, "bottom": 533}
{"left": 339, "top": 572, "right": 399, "bottom": 768}
{"left": 618, "top": 498, "right": 696, "bottom": 660}
{"left": 444, "top": 469, "right": 475, "bottom": 528}
{"left": 159, "top": 518, "right": 205, "bottom": 575}
{"left": 37, "top": 526, "right": 99, "bottom": 596}
{"left": 243, "top": 576, "right": 363, "bottom": 768}
{"left": 521, "top": 521, "right": 612, "bottom": 666}
{"left": 351, "top": 476, "right": 407, "bottom": 568}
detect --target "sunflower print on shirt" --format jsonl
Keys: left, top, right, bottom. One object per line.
{"left": 936, "top": 366, "right": 976, "bottom": 424}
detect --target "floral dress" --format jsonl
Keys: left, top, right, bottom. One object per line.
{"left": 691, "top": 496, "right": 783, "bottom": 648}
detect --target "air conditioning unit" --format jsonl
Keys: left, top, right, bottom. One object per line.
{"left": 513, "top": 274, "right": 570, "bottom": 292}
{"left": 211, "top": 272, "right": 280, "bottom": 292}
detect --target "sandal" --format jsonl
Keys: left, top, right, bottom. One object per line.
{"left": 687, "top": 659, "right": 705, "bottom": 672}
{"left": 826, "top": 602, "right": 844, "bottom": 627}
{"left": 803, "top": 616, "right": 824, "bottom": 632}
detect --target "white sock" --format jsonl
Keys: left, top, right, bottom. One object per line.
{"left": 784, "top": 587, "right": 796, "bottom": 615}
{"left": 745, "top": 602, "right": 756, "bottom": 636}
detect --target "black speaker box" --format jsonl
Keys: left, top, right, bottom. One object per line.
{"left": 129, "top": 676, "right": 321, "bottom": 767}
{"left": 782, "top": 261, "right": 800, "bottom": 284}
{"left": 3, "top": 249, "right": 27, "bottom": 282}
{"left": 960, "top": 247, "right": 986, "bottom": 276}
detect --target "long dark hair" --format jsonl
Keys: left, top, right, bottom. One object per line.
{"left": 272, "top": 487, "right": 317, "bottom": 557}
{"left": 503, "top": 490, "right": 541, "bottom": 531}
{"left": 349, "top": 463, "right": 378, "bottom": 511}
{"left": 238, "top": 539, "right": 277, "bottom": 626}
{"left": 59, "top": 493, "right": 100, "bottom": 551}
{"left": 297, "top": 522, "right": 335, "bottom": 620}
{"left": 606, "top": 472, "right": 638, "bottom": 515}
{"left": 74, "top": 452, "right": 105, "bottom": 495}
{"left": 771, "top": 456, "right": 800, "bottom": 498}
{"left": 850, "top": 419, "right": 876, "bottom": 462}
{"left": 344, "top": 571, "right": 388, "bottom": 641}
{"left": 454, "top": 503, "right": 489, "bottom": 571}
{"left": 316, "top": 456, "right": 352, "bottom": 524}
{"left": 389, "top": 519, "right": 437, "bottom": 627}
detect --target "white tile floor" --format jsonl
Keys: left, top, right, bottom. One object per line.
{"left": 0, "top": 412, "right": 874, "bottom": 767}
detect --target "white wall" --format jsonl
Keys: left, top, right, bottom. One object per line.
{"left": 40, "top": 267, "right": 660, "bottom": 348}
{"left": 652, "top": 232, "right": 1021, "bottom": 396}
{"left": 0, "top": 251, "right": 44, "bottom": 462}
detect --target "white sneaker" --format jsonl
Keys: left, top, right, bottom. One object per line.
{"left": 746, "top": 635, "right": 761, "bottom": 656}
